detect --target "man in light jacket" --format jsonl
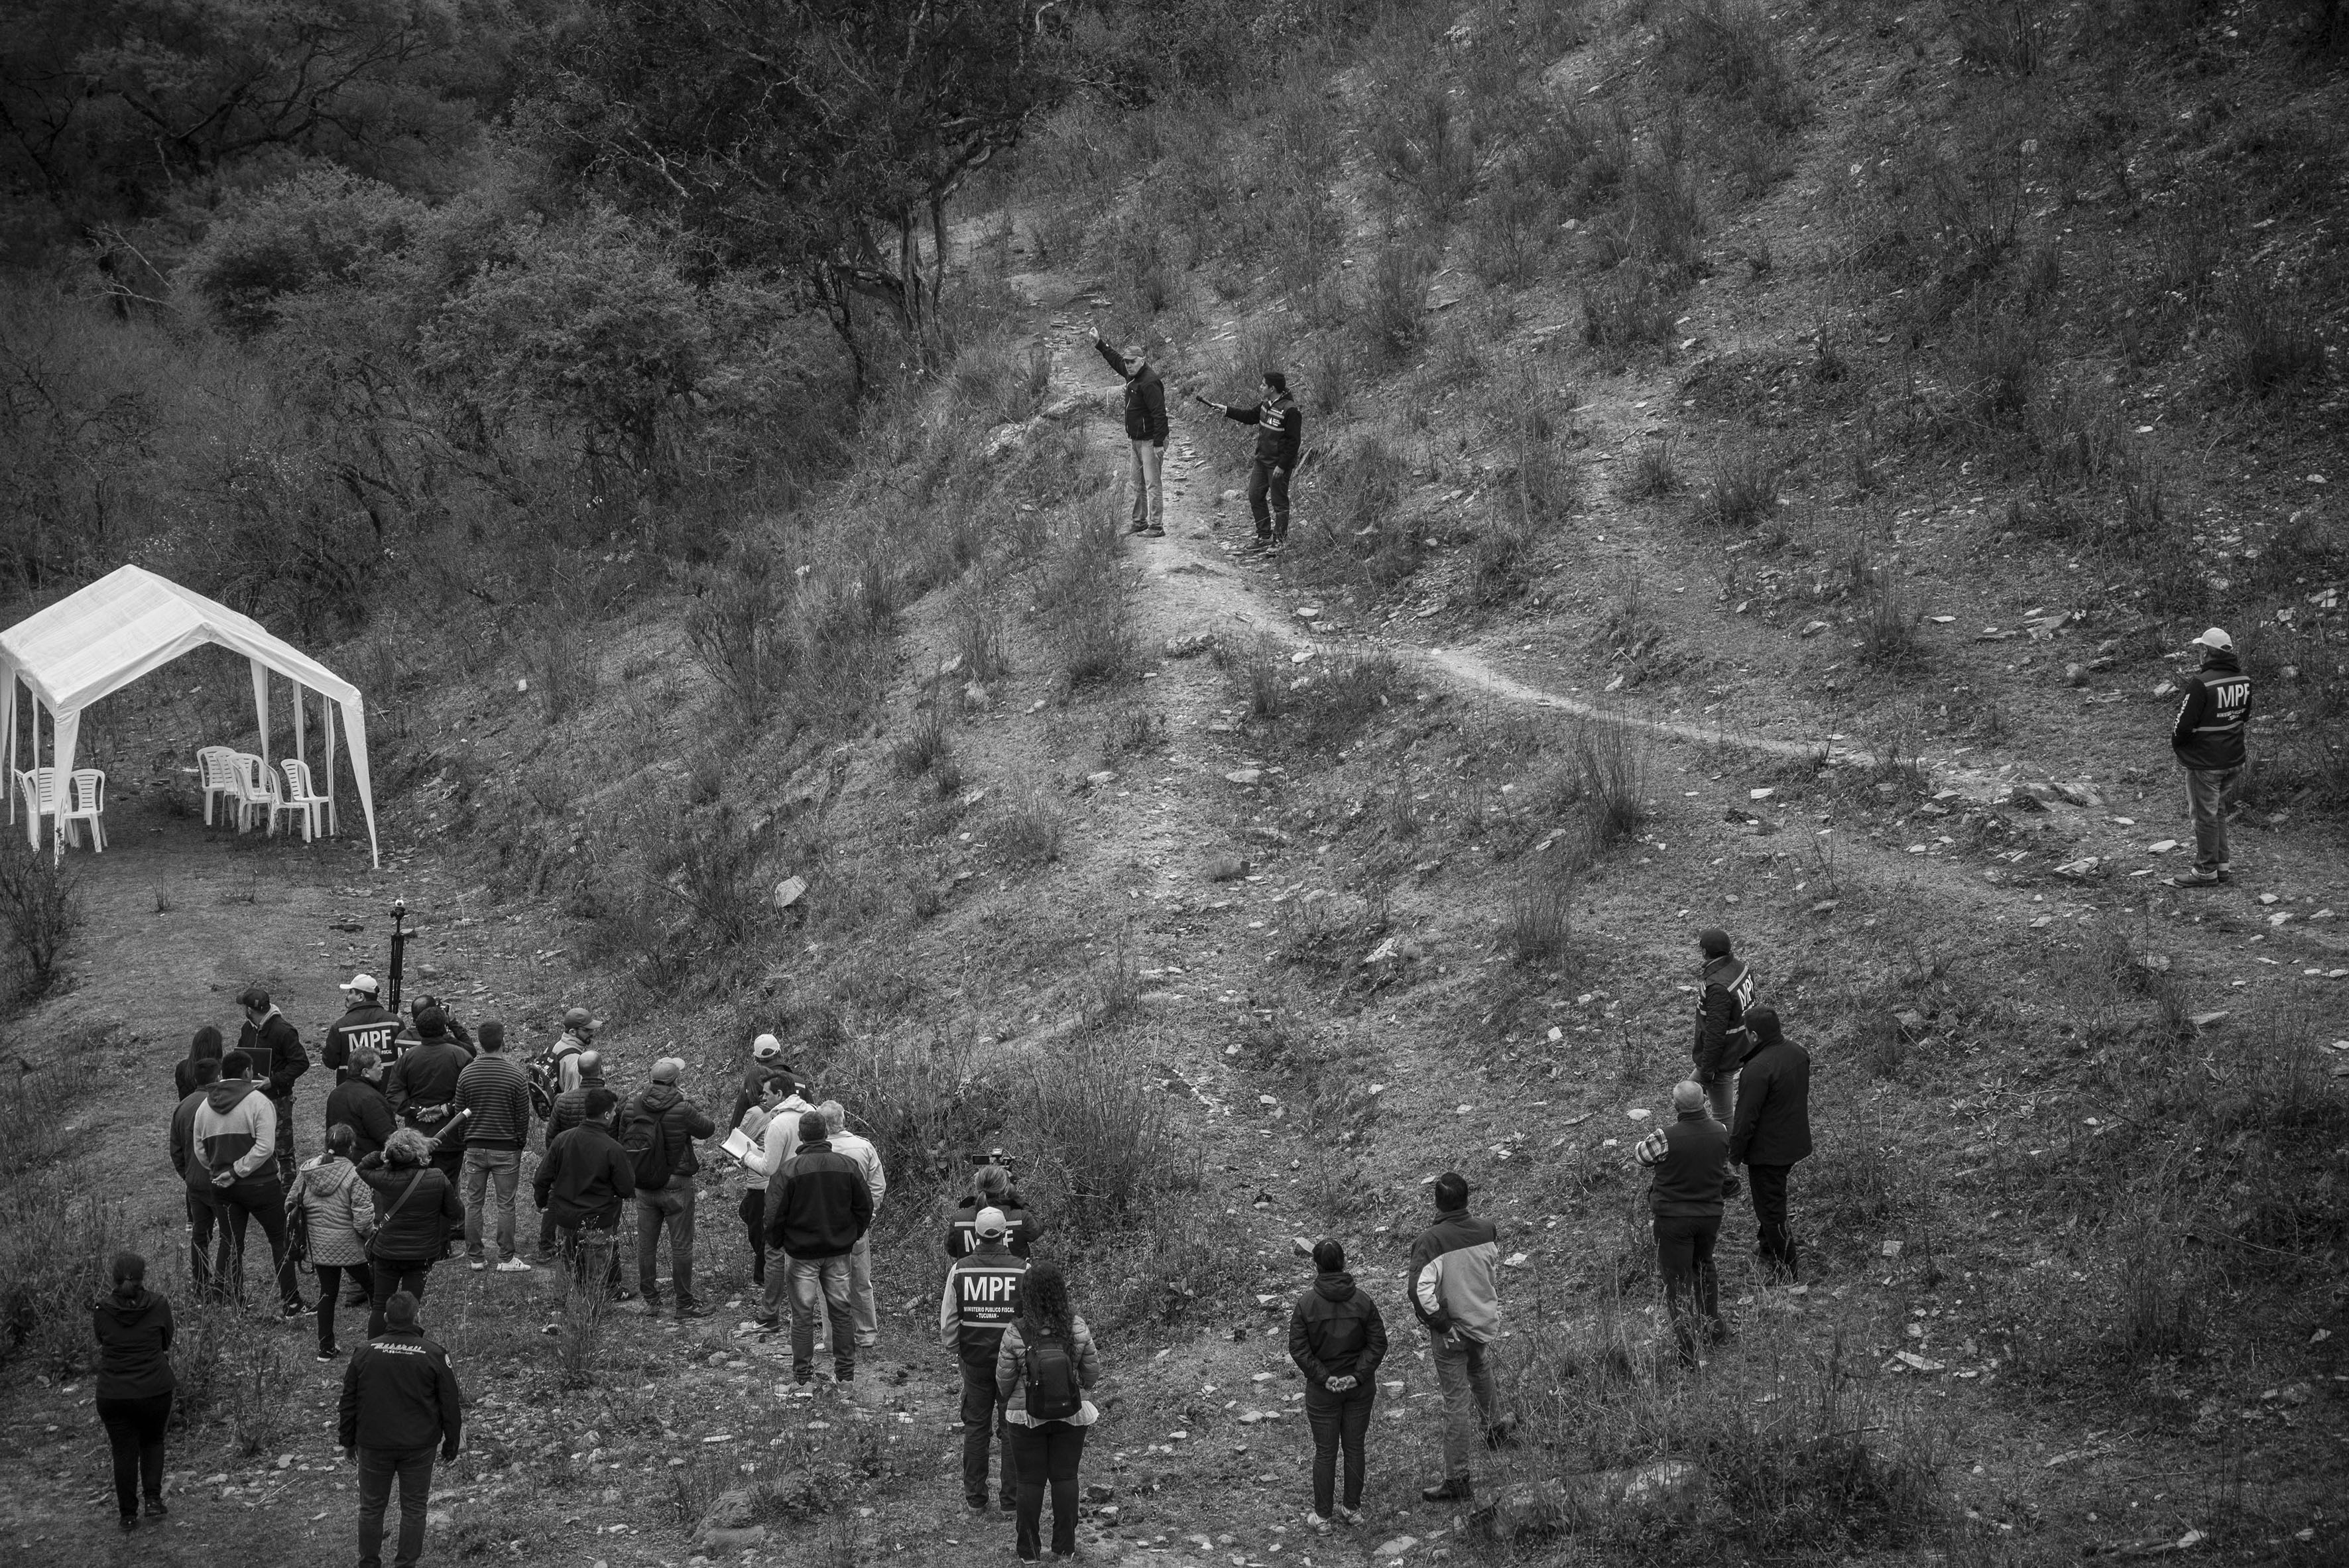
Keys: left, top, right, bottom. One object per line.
{"left": 819, "top": 1099, "right": 886, "bottom": 1350}
{"left": 192, "top": 1050, "right": 304, "bottom": 1317}
{"left": 1407, "top": 1172, "right": 1512, "bottom": 1505}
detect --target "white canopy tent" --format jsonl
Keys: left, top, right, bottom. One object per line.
{"left": 0, "top": 564, "right": 379, "bottom": 867}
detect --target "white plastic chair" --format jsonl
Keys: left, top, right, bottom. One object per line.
{"left": 271, "top": 758, "right": 333, "bottom": 841}
{"left": 197, "top": 747, "right": 245, "bottom": 827}
{"left": 62, "top": 769, "right": 105, "bottom": 851}
{"left": 13, "top": 767, "right": 60, "bottom": 847}
{"left": 231, "top": 753, "right": 272, "bottom": 833}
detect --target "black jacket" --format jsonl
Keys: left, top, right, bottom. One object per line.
{"left": 1691, "top": 955, "right": 1758, "bottom": 1084}
{"left": 322, "top": 1002, "right": 400, "bottom": 1077}
{"left": 1288, "top": 1270, "right": 1387, "bottom": 1392}
{"left": 1636, "top": 1110, "right": 1734, "bottom": 1218}
{"left": 339, "top": 1329, "right": 462, "bottom": 1457}
{"left": 387, "top": 1039, "right": 472, "bottom": 1138}
{"left": 91, "top": 1286, "right": 176, "bottom": 1400}
{"left": 1730, "top": 1040, "right": 1813, "bottom": 1168}
{"left": 946, "top": 1193, "right": 1048, "bottom": 1260}
{"left": 356, "top": 1156, "right": 465, "bottom": 1262}
{"left": 534, "top": 1121, "right": 636, "bottom": 1228}
{"left": 238, "top": 1011, "right": 308, "bottom": 1101}
{"left": 1097, "top": 339, "right": 1168, "bottom": 444}
{"left": 173, "top": 1057, "right": 218, "bottom": 1101}
{"left": 326, "top": 1076, "right": 398, "bottom": 1162}
{"left": 545, "top": 1073, "right": 607, "bottom": 1148}
{"left": 1225, "top": 394, "right": 1303, "bottom": 468}
{"left": 766, "top": 1140, "right": 872, "bottom": 1260}
{"left": 170, "top": 1089, "right": 211, "bottom": 1193}
{"left": 623, "top": 1083, "right": 715, "bottom": 1179}
{"left": 2171, "top": 652, "right": 2251, "bottom": 770}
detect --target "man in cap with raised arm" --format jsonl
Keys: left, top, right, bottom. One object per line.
{"left": 322, "top": 974, "right": 399, "bottom": 1085}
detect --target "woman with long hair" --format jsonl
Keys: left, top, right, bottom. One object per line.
{"left": 91, "top": 1252, "right": 174, "bottom": 1532}
{"left": 355, "top": 1127, "right": 463, "bottom": 1339}
{"left": 296, "top": 1123, "right": 377, "bottom": 1360}
{"left": 174, "top": 1026, "right": 224, "bottom": 1100}
{"left": 993, "top": 1260, "right": 1101, "bottom": 1561}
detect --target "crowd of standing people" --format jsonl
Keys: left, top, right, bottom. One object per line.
{"left": 121, "top": 924, "right": 1812, "bottom": 1558}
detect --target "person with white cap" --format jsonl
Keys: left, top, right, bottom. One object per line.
{"left": 730, "top": 1033, "right": 798, "bottom": 1130}
{"left": 620, "top": 1057, "right": 715, "bottom": 1319}
{"left": 1635, "top": 1081, "right": 1737, "bottom": 1367}
{"left": 939, "top": 1205, "right": 1028, "bottom": 1511}
{"left": 2168, "top": 626, "right": 2253, "bottom": 888}
{"left": 322, "top": 975, "right": 398, "bottom": 1085}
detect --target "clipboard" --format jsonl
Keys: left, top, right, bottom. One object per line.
{"left": 243, "top": 1044, "right": 274, "bottom": 1084}
{"left": 721, "top": 1127, "right": 758, "bottom": 1164}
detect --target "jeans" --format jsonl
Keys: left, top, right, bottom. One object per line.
{"left": 1247, "top": 458, "right": 1292, "bottom": 539}
{"left": 847, "top": 1232, "right": 877, "bottom": 1345}
{"left": 788, "top": 1254, "right": 855, "bottom": 1380}
{"left": 634, "top": 1179, "right": 698, "bottom": 1305}
{"left": 356, "top": 1443, "right": 436, "bottom": 1568}
{"left": 1127, "top": 439, "right": 1164, "bottom": 528}
{"left": 1429, "top": 1331, "right": 1498, "bottom": 1482}
{"left": 1304, "top": 1379, "right": 1375, "bottom": 1516}
{"left": 959, "top": 1357, "right": 1019, "bottom": 1504}
{"left": 1008, "top": 1421, "right": 1087, "bottom": 1560}
{"left": 184, "top": 1187, "right": 229, "bottom": 1297}
{"left": 1655, "top": 1212, "right": 1722, "bottom": 1361}
{"left": 2184, "top": 766, "right": 2241, "bottom": 873}
{"left": 461, "top": 1148, "right": 522, "bottom": 1262}
{"left": 366, "top": 1258, "right": 434, "bottom": 1339}
{"left": 216, "top": 1174, "right": 302, "bottom": 1307}
{"left": 1746, "top": 1163, "right": 1797, "bottom": 1275}
{"left": 738, "top": 1187, "right": 768, "bottom": 1284}
{"left": 96, "top": 1392, "right": 171, "bottom": 1517}
{"left": 314, "top": 1261, "right": 375, "bottom": 1353}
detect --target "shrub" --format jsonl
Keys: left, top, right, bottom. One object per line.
{"left": 1294, "top": 652, "right": 1403, "bottom": 751}
{"left": 1702, "top": 450, "right": 1781, "bottom": 528}
{"left": 1467, "top": 179, "right": 1556, "bottom": 288}
{"left": 1850, "top": 552, "right": 1921, "bottom": 669}
{"left": 1655, "top": 0, "right": 1803, "bottom": 131}
{"left": 0, "top": 1177, "right": 118, "bottom": 1374}
{"left": 1364, "top": 241, "right": 1437, "bottom": 365}
{"left": 1952, "top": 0, "right": 2045, "bottom": 73}
{"left": 1470, "top": 512, "right": 1539, "bottom": 606}
{"left": 950, "top": 572, "right": 1012, "bottom": 681}
{"left": 993, "top": 790, "right": 1065, "bottom": 868}
{"left": 1503, "top": 865, "right": 1575, "bottom": 965}
{"left": 1016, "top": 1028, "right": 1181, "bottom": 1235}
{"left": 1364, "top": 79, "right": 1482, "bottom": 220}
{"left": 1581, "top": 263, "right": 1677, "bottom": 349}
{"left": 0, "top": 833, "right": 80, "bottom": 995}
{"left": 529, "top": 621, "right": 602, "bottom": 725}
{"left": 1622, "top": 438, "right": 1681, "bottom": 498}
{"left": 685, "top": 552, "right": 795, "bottom": 721}
{"left": 1302, "top": 334, "right": 1353, "bottom": 418}
{"left": 2223, "top": 276, "right": 2325, "bottom": 394}
{"left": 1575, "top": 719, "right": 1650, "bottom": 846}
{"left": 891, "top": 694, "right": 952, "bottom": 779}
{"left": 1034, "top": 503, "right": 1138, "bottom": 688}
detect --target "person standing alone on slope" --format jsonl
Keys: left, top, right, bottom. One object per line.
{"left": 1408, "top": 1172, "right": 1513, "bottom": 1506}
{"left": 1201, "top": 371, "right": 1304, "bottom": 554}
{"left": 2168, "top": 626, "right": 2252, "bottom": 888}
{"left": 1092, "top": 328, "right": 1168, "bottom": 536}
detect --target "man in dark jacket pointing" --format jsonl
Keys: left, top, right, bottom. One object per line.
{"left": 2167, "top": 626, "right": 2252, "bottom": 888}
{"left": 1728, "top": 1007, "right": 1811, "bottom": 1282}
{"left": 1205, "top": 371, "right": 1305, "bottom": 552}
{"left": 1093, "top": 329, "right": 1168, "bottom": 536}
{"left": 340, "top": 1290, "right": 461, "bottom": 1568}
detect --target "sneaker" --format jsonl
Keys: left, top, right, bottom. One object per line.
{"left": 496, "top": 1258, "right": 534, "bottom": 1274}
{"left": 316, "top": 1346, "right": 343, "bottom": 1362}
{"left": 142, "top": 1498, "right": 168, "bottom": 1518}
{"left": 1419, "top": 1477, "right": 1473, "bottom": 1504}
{"left": 1142, "top": 526, "right": 1165, "bottom": 538}
{"left": 2166, "top": 871, "right": 2222, "bottom": 888}
{"left": 280, "top": 1301, "right": 310, "bottom": 1320}
{"left": 468, "top": 1258, "right": 487, "bottom": 1272}
{"left": 1336, "top": 1506, "right": 1363, "bottom": 1527}
{"left": 677, "top": 1302, "right": 713, "bottom": 1320}
{"left": 1303, "top": 1510, "right": 1331, "bottom": 1534}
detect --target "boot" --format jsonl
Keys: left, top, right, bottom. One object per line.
{"left": 1419, "top": 1477, "right": 1473, "bottom": 1504}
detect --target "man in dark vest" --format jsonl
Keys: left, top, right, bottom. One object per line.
{"left": 1691, "top": 929, "right": 1758, "bottom": 1126}
{"left": 2167, "top": 626, "right": 2252, "bottom": 888}
{"left": 322, "top": 973, "right": 399, "bottom": 1083}
{"left": 937, "top": 1206, "right": 1028, "bottom": 1512}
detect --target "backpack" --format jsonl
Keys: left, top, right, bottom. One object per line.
{"left": 621, "top": 1097, "right": 673, "bottom": 1190}
{"left": 527, "top": 1042, "right": 579, "bottom": 1122}
{"left": 1024, "top": 1329, "right": 1081, "bottom": 1421}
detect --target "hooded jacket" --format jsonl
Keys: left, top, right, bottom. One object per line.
{"left": 193, "top": 1079, "right": 278, "bottom": 1182}
{"left": 1288, "top": 1271, "right": 1388, "bottom": 1392}
{"left": 1224, "top": 393, "right": 1303, "bottom": 468}
{"left": 947, "top": 1192, "right": 1048, "bottom": 1259}
{"left": 91, "top": 1286, "right": 175, "bottom": 1400}
{"left": 237, "top": 1009, "right": 309, "bottom": 1101}
{"left": 939, "top": 1240, "right": 1029, "bottom": 1365}
{"left": 2171, "top": 652, "right": 2252, "bottom": 770}
{"left": 1691, "top": 955, "right": 1758, "bottom": 1084}
{"left": 356, "top": 1154, "right": 465, "bottom": 1262}
{"left": 624, "top": 1082, "right": 715, "bottom": 1179}
{"left": 1096, "top": 339, "right": 1168, "bottom": 444}
{"left": 294, "top": 1154, "right": 374, "bottom": 1267}
{"left": 534, "top": 1120, "right": 636, "bottom": 1229}
{"left": 746, "top": 1095, "right": 815, "bottom": 1191}
{"left": 322, "top": 1002, "right": 399, "bottom": 1077}
{"left": 766, "top": 1138, "right": 871, "bottom": 1260}
{"left": 1636, "top": 1109, "right": 1734, "bottom": 1217}
{"left": 339, "top": 1328, "right": 463, "bottom": 1457}
{"left": 453, "top": 1050, "right": 532, "bottom": 1151}
{"left": 1730, "top": 1038, "right": 1813, "bottom": 1168}
{"left": 326, "top": 1074, "right": 398, "bottom": 1162}
{"left": 1408, "top": 1211, "right": 1503, "bottom": 1342}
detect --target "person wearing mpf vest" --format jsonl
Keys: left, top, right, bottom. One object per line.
{"left": 994, "top": 1260, "right": 1102, "bottom": 1563}
{"left": 939, "top": 1205, "right": 1028, "bottom": 1513}
{"left": 1691, "top": 928, "right": 1759, "bottom": 1126}
{"left": 2167, "top": 626, "right": 2253, "bottom": 888}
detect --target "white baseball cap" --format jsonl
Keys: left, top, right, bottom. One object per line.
{"left": 343, "top": 973, "right": 380, "bottom": 996}
{"left": 973, "top": 1206, "right": 1010, "bottom": 1239}
{"left": 751, "top": 1034, "right": 783, "bottom": 1061}
{"left": 2188, "top": 627, "right": 2233, "bottom": 652}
